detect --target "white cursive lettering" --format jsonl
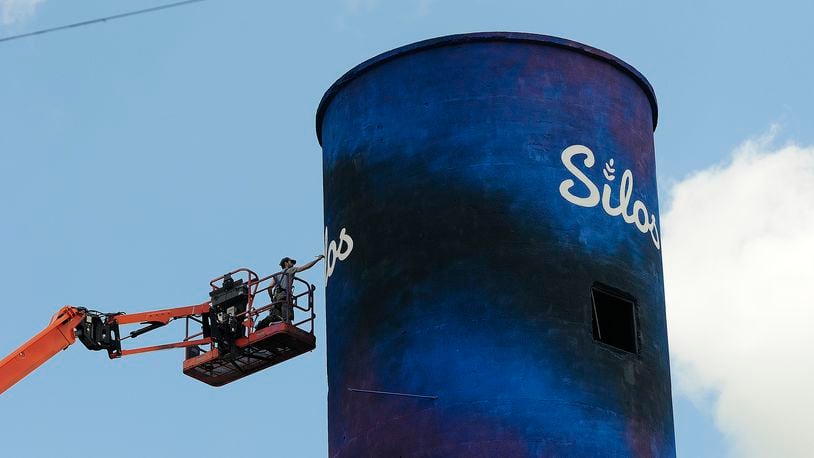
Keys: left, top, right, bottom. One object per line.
{"left": 559, "top": 145, "right": 660, "bottom": 250}
{"left": 559, "top": 145, "right": 600, "bottom": 207}
{"left": 324, "top": 226, "right": 354, "bottom": 282}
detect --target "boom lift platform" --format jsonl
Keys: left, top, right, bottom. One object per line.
{"left": 0, "top": 268, "right": 316, "bottom": 395}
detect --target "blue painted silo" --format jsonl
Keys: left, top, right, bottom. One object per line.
{"left": 317, "top": 32, "right": 675, "bottom": 457}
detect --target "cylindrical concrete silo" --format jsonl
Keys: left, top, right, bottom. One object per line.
{"left": 317, "top": 32, "right": 674, "bottom": 457}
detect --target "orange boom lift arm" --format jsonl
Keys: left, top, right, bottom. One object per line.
{"left": 0, "top": 268, "right": 316, "bottom": 395}
{"left": 0, "top": 303, "right": 211, "bottom": 395}
{"left": 0, "top": 306, "right": 86, "bottom": 394}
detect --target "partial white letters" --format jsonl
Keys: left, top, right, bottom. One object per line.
{"left": 324, "top": 226, "right": 354, "bottom": 282}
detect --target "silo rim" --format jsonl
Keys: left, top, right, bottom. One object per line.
{"left": 315, "top": 31, "right": 659, "bottom": 146}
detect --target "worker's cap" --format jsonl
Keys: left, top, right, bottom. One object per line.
{"left": 280, "top": 257, "right": 296, "bottom": 267}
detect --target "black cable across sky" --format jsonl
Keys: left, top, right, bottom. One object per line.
{"left": 0, "top": 0, "right": 210, "bottom": 44}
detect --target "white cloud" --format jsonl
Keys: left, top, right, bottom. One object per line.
{"left": 1, "top": 0, "right": 44, "bottom": 26}
{"left": 664, "top": 127, "right": 814, "bottom": 457}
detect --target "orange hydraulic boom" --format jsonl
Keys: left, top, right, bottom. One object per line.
{"left": 0, "top": 268, "right": 316, "bottom": 395}
{"left": 0, "top": 306, "right": 86, "bottom": 394}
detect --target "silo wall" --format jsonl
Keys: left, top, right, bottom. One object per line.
{"left": 317, "top": 32, "right": 675, "bottom": 457}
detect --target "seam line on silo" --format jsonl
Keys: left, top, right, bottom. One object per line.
{"left": 348, "top": 388, "right": 438, "bottom": 400}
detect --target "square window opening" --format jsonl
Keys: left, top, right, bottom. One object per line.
{"left": 591, "top": 285, "right": 638, "bottom": 354}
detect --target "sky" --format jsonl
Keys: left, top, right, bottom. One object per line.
{"left": 0, "top": 1, "right": 812, "bottom": 457}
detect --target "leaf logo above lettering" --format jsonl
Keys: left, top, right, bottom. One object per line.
{"left": 603, "top": 159, "right": 616, "bottom": 181}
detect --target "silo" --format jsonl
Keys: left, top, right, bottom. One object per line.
{"left": 317, "top": 32, "right": 675, "bottom": 457}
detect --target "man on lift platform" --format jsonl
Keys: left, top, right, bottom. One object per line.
{"left": 257, "top": 254, "right": 324, "bottom": 329}
{"left": 0, "top": 264, "right": 321, "bottom": 394}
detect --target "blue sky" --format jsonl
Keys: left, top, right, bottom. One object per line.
{"left": 1, "top": 1, "right": 813, "bottom": 457}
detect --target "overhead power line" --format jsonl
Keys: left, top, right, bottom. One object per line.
{"left": 0, "top": 0, "right": 210, "bottom": 44}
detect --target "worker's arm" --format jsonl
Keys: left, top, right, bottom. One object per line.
{"left": 294, "top": 255, "right": 325, "bottom": 273}
{"left": 0, "top": 306, "right": 86, "bottom": 395}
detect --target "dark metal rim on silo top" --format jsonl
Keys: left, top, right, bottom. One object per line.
{"left": 315, "top": 31, "right": 659, "bottom": 146}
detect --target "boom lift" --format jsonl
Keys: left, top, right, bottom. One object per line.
{"left": 0, "top": 268, "right": 316, "bottom": 395}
